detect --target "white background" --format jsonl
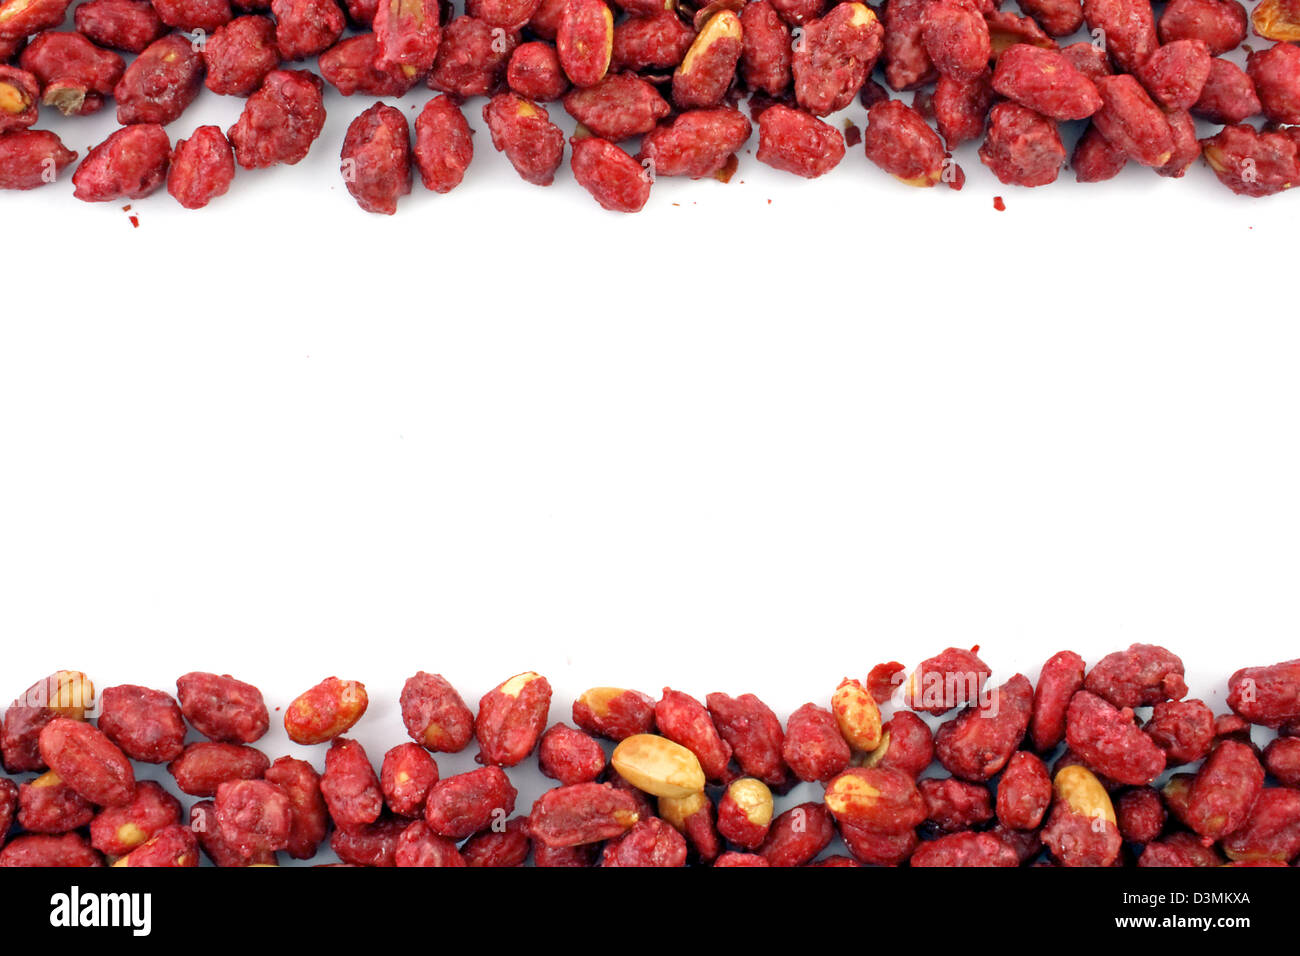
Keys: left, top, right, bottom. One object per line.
{"left": 2, "top": 6, "right": 1299, "bottom": 862}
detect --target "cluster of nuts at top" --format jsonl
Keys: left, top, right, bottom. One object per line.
{"left": 2, "top": 646, "right": 1299, "bottom": 867}
{"left": 0, "top": 0, "right": 1298, "bottom": 214}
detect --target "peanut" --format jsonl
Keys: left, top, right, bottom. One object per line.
{"left": 611, "top": 733, "right": 706, "bottom": 798}
{"left": 831, "top": 678, "right": 882, "bottom": 751}
{"left": 1053, "top": 764, "right": 1116, "bottom": 825}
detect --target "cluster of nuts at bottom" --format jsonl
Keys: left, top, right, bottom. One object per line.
{"left": 1, "top": 0, "right": 1300, "bottom": 215}
{"left": 2, "top": 647, "right": 1300, "bottom": 867}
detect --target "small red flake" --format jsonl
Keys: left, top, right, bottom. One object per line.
{"left": 993, "top": 196, "right": 1006, "bottom": 211}
{"left": 843, "top": 120, "right": 861, "bottom": 148}
{"left": 121, "top": 204, "right": 132, "bottom": 212}
{"left": 128, "top": 215, "right": 140, "bottom": 228}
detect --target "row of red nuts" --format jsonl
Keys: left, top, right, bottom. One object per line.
{"left": 2, "top": 647, "right": 1299, "bottom": 866}
{"left": 3, "top": 0, "right": 1300, "bottom": 208}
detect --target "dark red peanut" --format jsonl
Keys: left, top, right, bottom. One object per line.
{"left": 1019, "top": 0, "right": 1084, "bottom": 36}
{"left": 563, "top": 72, "right": 668, "bottom": 140}
{"left": 1088, "top": 73, "right": 1175, "bottom": 168}
{"left": 113, "top": 825, "right": 200, "bottom": 867}
{"left": 0, "top": 833, "right": 101, "bottom": 868}
{"left": 1136, "top": 39, "right": 1210, "bottom": 110}
{"left": 375, "top": 0, "right": 442, "bottom": 75}
{"left": 168, "top": 124, "right": 235, "bottom": 209}
{"left": 169, "top": 742, "right": 268, "bottom": 797}
{"left": 905, "top": 647, "right": 991, "bottom": 715}
{"left": 883, "top": 0, "right": 934, "bottom": 91}
{"left": 400, "top": 672, "right": 475, "bottom": 752}
{"left": 320, "top": 34, "right": 418, "bottom": 96}
{"left": 395, "top": 820, "right": 467, "bottom": 866}
{"left": 1116, "top": 786, "right": 1166, "bottom": 844}
{"left": 425, "top": 766, "right": 517, "bottom": 839}
{"left": 1041, "top": 765, "right": 1122, "bottom": 867}
{"left": 380, "top": 742, "right": 440, "bottom": 817}
{"left": 648, "top": 688, "right": 729, "bottom": 779}
{"left": 428, "top": 15, "right": 516, "bottom": 96}
{"left": 152, "top": 0, "right": 232, "bottom": 32}
{"left": 509, "top": 40, "right": 569, "bottom": 100}
{"left": 271, "top": 0, "right": 345, "bottom": 60}
{"left": 75, "top": 0, "right": 167, "bottom": 52}
{"left": 97, "top": 684, "right": 186, "bottom": 765}
{"left": 1264, "top": 736, "right": 1300, "bottom": 786}
{"left": 412, "top": 93, "right": 472, "bottom": 193}
{"left": 203, "top": 15, "right": 280, "bottom": 96}
{"left": 921, "top": 0, "right": 992, "bottom": 83}
{"left": 839, "top": 821, "right": 918, "bottom": 865}
{"left": 1228, "top": 659, "right": 1300, "bottom": 726}
{"left": 227, "top": 69, "right": 326, "bottom": 168}
{"left": 934, "top": 69, "right": 993, "bottom": 147}
{"left": 601, "top": 816, "right": 687, "bottom": 866}
{"left": 985, "top": 9, "right": 1057, "bottom": 56}
{"left": 996, "top": 751, "right": 1052, "bottom": 830}
{"left": 672, "top": 9, "right": 742, "bottom": 108}
{"left": 782, "top": 702, "right": 850, "bottom": 782}
{"left": 793, "top": 2, "right": 883, "bottom": 116}
{"left": 1031, "top": 650, "right": 1086, "bottom": 752}
{"left": 528, "top": 0, "right": 566, "bottom": 39}
{"left": 739, "top": 0, "right": 789, "bottom": 95}
{"left": 341, "top": 102, "right": 412, "bottom": 215}
{"left": 912, "top": 831, "right": 1020, "bottom": 867}
{"left": 483, "top": 92, "right": 565, "bottom": 185}
{"left": 920, "top": 777, "right": 993, "bottom": 832}
{"left": 934, "top": 674, "right": 1034, "bottom": 783}
{"left": 38, "top": 718, "right": 135, "bottom": 807}
{"left": 330, "top": 817, "right": 405, "bottom": 866}
{"left": 538, "top": 723, "right": 605, "bottom": 785}
{"left": 194, "top": 799, "right": 269, "bottom": 867}
{"left": 90, "top": 780, "right": 181, "bottom": 857}
{"left": 1221, "top": 788, "right": 1300, "bottom": 863}
{"left": 714, "top": 850, "right": 770, "bottom": 866}
{"left": 176, "top": 672, "right": 270, "bottom": 744}
{"left": 758, "top": 801, "right": 834, "bottom": 866}
{"left": 557, "top": 0, "right": 614, "bottom": 87}
{"left": 114, "top": 34, "right": 204, "bottom": 125}
{"left": 1193, "top": 57, "right": 1261, "bottom": 123}
{"left": 1248, "top": 42, "right": 1300, "bottom": 125}
{"left": 461, "top": 817, "right": 531, "bottom": 866}
{"left": 573, "top": 687, "right": 656, "bottom": 741}
{"left": 991, "top": 43, "right": 1101, "bottom": 120}
{"left": 0, "top": 128, "right": 77, "bottom": 190}
{"left": 1158, "top": 0, "right": 1247, "bottom": 55}
{"left": 19, "top": 33, "right": 123, "bottom": 117}
{"left": 1065, "top": 690, "right": 1167, "bottom": 786}
{"left": 755, "top": 103, "right": 844, "bottom": 178}
{"left": 215, "top": 778, "right": 292, "bottom": 856}
{"left": 1184, "top": 739, "right": 1265, "bottom": 842}
{"left": 534, "top": 841, "right": 599, "bottom": 866}
{"left": 476, "top": 671, "right": 552, "bottom": 766}
{"left": 862, "top": 98, "right": 950, "bottom": 187}
{"left": 527, "top": 781, "right": 640, "bottom": 847}
{"left": 706, "top": 692, "right": 787, "bottom": 785}
{"left": 1143, "top": 698, "right": 1215, "bottom": 765}
{"left": 1082, "top": 0, "right": 1158, "bottom": 72}
{"left": 321, "top": 737, "right": 384, "bottom": 829}
{"left": 770, "top": 0, "right": 825, "bottom": 26}
{"left": 263, "top": 756, "right": 329, "bottom": 859}
{"left": 860, "top": 710, "right": 934, "bottom": 778}
{"left": 18, "top": 772, "right": 95, "bottom": 834}
{"left": 0, "top": 0, "right": 73, "bottom": 38}
{"left": 570, "top": 134, "right": 650, "bottom": 212}
{"left": 1084, "top": 643, "right": 1187, "bottom": 707}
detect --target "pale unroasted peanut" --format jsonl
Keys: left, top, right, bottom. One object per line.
{"left": 831, "top": 678, "right": 883, "bottom": 751}
{"left": 1053, "top": 764, "right": 1116, "bottom": 826}
{"left": 611, "top": 733, "right": 706, "bottom": 798}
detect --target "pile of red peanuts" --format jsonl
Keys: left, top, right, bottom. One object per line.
{"left": 0, "top": 0, "right": 1298, "bottom": 213}
{"left": 2, "top": 646, "right": 1299, "bottom": 867}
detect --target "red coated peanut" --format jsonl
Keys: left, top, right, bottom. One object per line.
{"left": 934, "top": 70, "right": 994, "bottom": 147}
{"left": 1228, "top": 659, "right": 1300, "bottom": 726}
{"left": 340, "top": 102, "right": 413, "bottom": 215}
{"left": 781, "top": 702, "right": 850, "bottom": 782}
{"left": 331, "top": 817, "right": 405, "bottom": 867}
{"left": 38, "top": 718, "right": 135, "bottom": 807}
{"left": 564, "top": 72, "right": 668, "bottom": 141}
{"left": 400, "top": 672, "right": 475, "bottom": 752}
{"left": 659, "top": 789, "right": 721, "bottom": 861}
{"left": 380, "top": 742, "right": 440, "bottom": 817}
{"left": 912, "top": 831, "right": 1020, "bottom": 867}
{"left": 321, "top": 737, "right": 384, "bottom": 829}
{"left": 1184, "top": 739, "right": 1265, "bottom": 842}
{"left": 1030, "top": 650, "right": 1086, "bottom": 752}
{"left": 921, "top": 0, "right": 992, "bottom": 83}
{"left": 509, "top": 40, "right": 569, "bottom": 100}
{"left": 191, "top": 801, "right": 270, "bottom": 866}
{"left": 263, "top": 756, "right": 329, "bottom": 859}
{"left": 0, "top": 129, "right": 77, "bottom": 190}
{"left": 18, "top": 771, "right": 95, "bottom": 834}
{"left": 176, "top": 672, "right": 270, "bottom": 743}
{"left": 934, "top": 674, "right": 1034, "bottom": 783}
{"left": 739, "top": 0, "right": 790, "bottom": 95}
{"left": 755, "top": 102, "right": 844, "bottom": 178}
{"left": 1082, "top": 0, "right": 1158, "bottom": 72}
{"left": 905, "top": 647, "right": 991, "bottom": 715}
{"left": 792, "top": 2, "right": 882, "bottom": 116}
{"left": 1264, "top": 736, "right": 1300, "bottom": 786}
{"left": 860, "top": 710, "right": 934, "bottom": 778}
{"left": 672, "top": 9, "right": 742, "bottom": 108}
{"left": 169, "top": 742, "right": 268, "bottom": 797}
{"left": 706, "top": 692, "right": 787, "bottom": 785}
{"left": 1193, "top": 57, "right": 1261, "bottom": 123}
{"left": 227, "top": 69, "right": 327, "bottom": 169}
{"left": 980, "top": 101, "right": 1065, "bottom": 185}
{"left": 168, "top": 124, "right": 236, "bottom": 210}
{"left": 1248, "top": 42, "right": 1300, "bottom": 125}
{"left": 1041, "top": 765, "right": 1122, "bottom": 867}
{"left": 426, "top": 766, "right": 517, "bottom": 839}
{"left": 476, "top": 671, "right": 552, "bottom": 766}
{"left": 1116, "top": 785, "right": 1166, "bottom": 844}
{"left": 395, "top": 820, "right": 467, "bottom": 867}
{"left": 991, "top": 43, "right": 1102, "bottom": 120}
{"left": 557, "top": 0, "right": 614, "bottom": 87}
{"left": 0, "top": 0, "right": 74, "bottom": 38}
{"left": 1074, "top": 123, "right": 1128, "bottom": 182}
{"left": 1065, "top": 690, "right": 1167, "bottom": 786}
{"left": 460, "top": 818, "right": 532, "bottom": 867}
{"left": 883, "top": 0, "right": 935, "bottom": 91}
{"left": 920, "top": 777, "right": 994, "bottom": 832}
{"left": 215, "top": 778, "right": 293, "bottom": 856}
{"left": 824, "top": 766, "right": 925, "bottom": 833}
{"left": 758, "top": 801, "right": 834, "bottom": 866}
{"left": 573, "top": 686, "right": 656, "bottom": 741}
{"left": 90, "top": 781, "right": 181, "bottom": 857}
{"left": 862, "top": 98, "right": 951, "bottom": 187}
{"left": 412, "top": 93, "right": 472, "bottom": 193}
{"left": 527, "top": 781, "right": 640, "bottom": 847}
{"left": 374, "top": 0, "right": 442, "bottom": 75}
{"left": 94, "top": 685, "right": 184, "bottom": 765}
{"left": 428, "top": 15, "right": 517, "bottom": 97}
{"left": 319, "top": 35, "right": 418, "bottom": 97}
{"left": 152, "top": 0, "right": 231, "bottom": 32}
{"left": 271, "top": 0, "right": 345, "bottom": 60}
{"left": 997, "top": 751, "right": 1052, "bottom": 830}
{"left": 0, "top": 833, "right": 102, "bottom": 868}
{"left": 538, "top": 723, "right": 605, "bottom": 785}
{"left": 114, "top": 34, "right": 204, "bottom": 126}
{"left": 1159, "top": 0, "right": 1247, "bottom": 55}
{"left": 601, "top": 817, "right": 687, "bottom": 866}
{"left": 651, "top": 688, "right": 731, "bottom": 779}
{"left": 1084, "top": 643, "right": 1188, "bottom": 707}
{"left": 1221, "top": 788, "right": 1300, "bottom": 863}
{"left": 75, "top": 0, "right": 167, "bottom": 53}
{"left": 112, "top": 826, "right": 198, "bottom": 867}
{"left": 1019, "top": 0, "right": 1084, "bottom": 36}
{"left": 1143, "top": 698, "right": 1215, "bottom": 765}
{"left": 19, "top": 32, "right": 124, "bottom": 117}
{"left": 73, "top": 124, "right": 171, "bottom": 203}
{"left": 716, "top": 777, "right": 773, "bottom": 848}
{"left": 203, "top": 15, "right": 280, "bottom": 96}
{"left": 483, "top": 92, "right": 566, "bottom": 185}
